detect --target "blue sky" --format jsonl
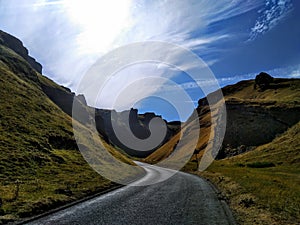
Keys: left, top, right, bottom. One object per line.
{"left": 0, "top": 0, "right": 299, "bottom": 121}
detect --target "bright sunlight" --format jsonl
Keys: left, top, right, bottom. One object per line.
{"left": 63, "top": 0, "right": 133, "bottom": 54}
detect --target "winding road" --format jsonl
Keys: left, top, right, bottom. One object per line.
{"left": 26, "top": 162, "right": 235, "bottom": 225}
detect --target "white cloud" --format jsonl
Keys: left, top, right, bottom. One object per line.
{"left": 166, "top": 63, "right": 300, "bottom": 97}
{"left": 182, "top": 35, "right": 230, "bottom": 50}
{"left": 115, "top": 0, "right": 263, "bottom": 52}
{"left": 249, "top": 0, "right": 293, "bottom": 40}
{"left": 0, "top": 0, "right": 266, "bottom": 90}
{"left": 2, "top": 0, "right": 295, "bottom": 115}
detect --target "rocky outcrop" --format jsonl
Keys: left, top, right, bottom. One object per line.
{"left": 39, "top": 77, "right": 92, "bottom": 126}
{"left": 0, "top": 44, "right": 39, "bottom": 84}
{"left": 219, "top": 102, "right": 300, "bottom": 158}
{"left": 254, "top": 72, "right": 274, "bottom": 90}
{"left": 0, "top": 30, "right": 42, "bottom": 73}
{"left": 193, "top": 78, "right": 300, "bottom": 159}
{"left": 41, "top": 82, "right": 75, "bottom": 116}
{"left": 95, "top": 108, "right": 181, "bottom": 157}
{"left": 38, "top": 74, "right": 181, "bottom": 158}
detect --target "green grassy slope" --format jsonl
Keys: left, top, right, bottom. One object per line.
{"left": 0, "top": 44, "right": 141, "bottom": 223}
{"left": 144, "top": 107, "right": 212, "bottom": 170}
{"left": 145, "top": 78, "right": 300, "bottom": 224}
{"left": 222, "top": 78, "right": 300, "bottom": 106}
{"left": 195, "top": 79, "right": 300, "bottom": 224}
{"left": 199, "top": 120, "right": 300, "bottom": 224}
{"left": 146, "top": 78, "right": 300, "bottom": 167}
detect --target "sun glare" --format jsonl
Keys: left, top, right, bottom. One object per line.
{"left": 64, "top": 0, "right": 132, "bottom": 54}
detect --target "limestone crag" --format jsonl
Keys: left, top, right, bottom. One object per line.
{"left": 0, "top": 30, "right": 42, "bottom": 73}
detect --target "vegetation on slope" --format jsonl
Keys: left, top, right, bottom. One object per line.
{"left": 222, "top": 78, "right": 300, "bottom": 106}
{"left": 0, "top": 42, "right": 141, "bottom": 223}
{"left": 145, "top": 77, "right": 300, "bottom": 224}
{"left": 145, "top": 106, "right": 212, "bottom": 171}
{"left": 195, "top": 78, "right": 300, "bottom": 224}
{"left": 198, "top": 121, "right": 300, "bottom": 224}
{"left": 145, "top": 78, "right": 300, "bottom": 168}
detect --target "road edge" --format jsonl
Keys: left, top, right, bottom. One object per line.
{"left": 13, "top": 167, "right": 147, "bottom": 225}
{"left": 187, "top": 172, "right": 237, "bottom": 225}
{"left": 12, "top": 184, "right": 123, "bottom": 225}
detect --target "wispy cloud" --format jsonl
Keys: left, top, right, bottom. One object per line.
{"left": 182, "top": 35, "right": 230, "bottom": 50}
{"left": 116, "top": 1, "right": 264, "bottom": 54}
{"left": 161, "top": 63, "right": 300, "bottom": 98}
{"left": 249, "top": 0, "right": 293, "bottom": 40}
{"left": 0, "top": 0, "right": 297, "bottom": 119}
{"left": 0, "top": 0, "right": 276, "bottom": 89}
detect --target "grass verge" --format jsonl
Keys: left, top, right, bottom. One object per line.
{"left": 194, "top": 121, "right": 300, "bottom": 225}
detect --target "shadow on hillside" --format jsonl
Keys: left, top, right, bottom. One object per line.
{"left": 268, "top": 83, "right": 291, "bottom": 89}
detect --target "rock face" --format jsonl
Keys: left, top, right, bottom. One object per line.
{"left": 254, "top": 72, "right": 274, "bottom": 90}
{"left": 39, "top": 76, "right": 181, "bottom": 158}
{"left": 38, "top": 78, "right": 181, "bottom": 158}
{"left": 224, "top": 103, "right": 299, "bottom": 147}
{"left": 0, "top": 44, "right": 39, "bottom": 84}
{"left": 95, "top": 108, "right": 181, "bottom": 157}
{"left": 146, "top": 78, "right": 300, "bottom": 165}
{"left": 218, "top": 102, "right": 300, "bottom": 158}
{"left": 191, "top": 78, "right": 300, "bottom": 160}
{"left": 0, "top": 30, "right": 42, "bottom": 73}
{"left": 41, "top": 83, "right": 75, "bottom": 116}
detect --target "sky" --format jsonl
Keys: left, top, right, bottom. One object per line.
{"left": 0, "top": 0, "right": 299, "bottom": 121}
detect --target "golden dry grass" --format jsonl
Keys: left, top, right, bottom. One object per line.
{"left": 145, "top": 78, "right": 300, "bottom": 224}
{"left": 0, "top": 44, "right": 143, "bottom": 223}
{"left": 197, "top": 121, "right": 300, "bottom": 224}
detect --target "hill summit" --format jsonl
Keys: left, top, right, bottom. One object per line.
{"left": 146, "top": 76, "right": 300, "bottom": 165}
{"left": 0, "top": 30, "right": 42, "bottom": 73}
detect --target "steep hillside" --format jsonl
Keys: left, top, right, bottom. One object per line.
{"left": 198, "top": 120, "right": 300, "bottom": 224}
{"left": 39, "top": 73, "right": 181, "bottom": 158}
{"left": 95, "top": 108, "right": 181, "bottom": 157}
{"left": 218, "top": 78, "right": 300, "bottom": 158}
{"left": 144, "top": 77, "right": 300, "bottom": 224}
{"left": 145, "top": 106, "right": 212, "bottom": 167}
{"left": 145, "top": 78, "right": 300, "bottom": 168}
{"left": 0, "top": 30, "right": 42, "bottom": 73}
{"left": 0, "top": 32, "right": 141, "bottom": 223}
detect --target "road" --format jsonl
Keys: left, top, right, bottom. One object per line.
{"left": 25, "top": 162, "right": 235, "bottom": 225}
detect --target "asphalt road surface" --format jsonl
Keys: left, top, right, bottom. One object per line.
{"left": 26, "top": 162, "right": 235, "bottom": 225}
